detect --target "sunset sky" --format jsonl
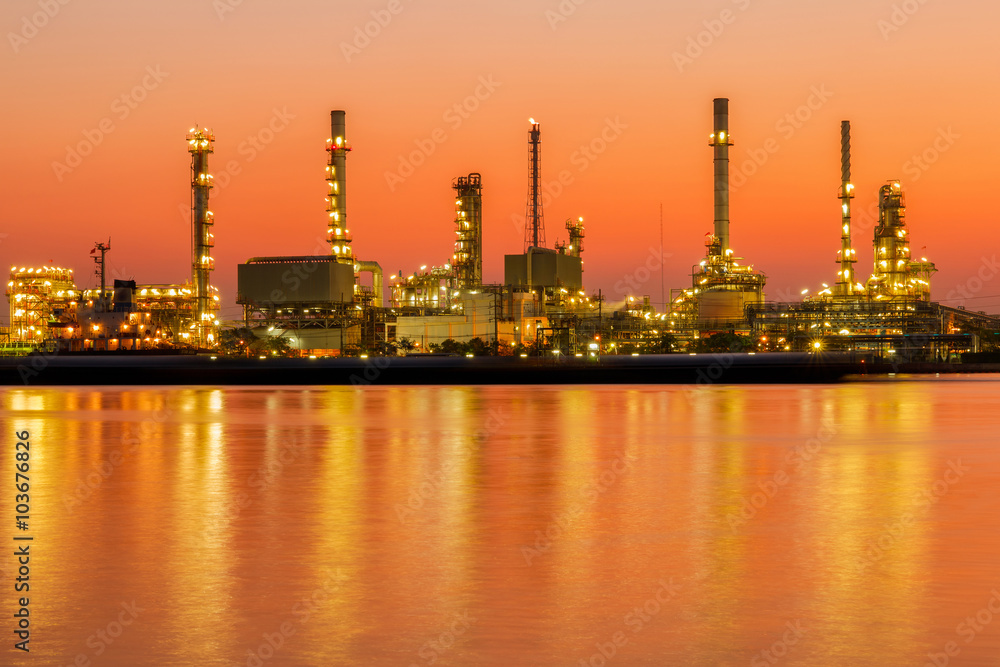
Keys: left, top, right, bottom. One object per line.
{"left": 2, "top": 0, "right": 998, "bottom": 322}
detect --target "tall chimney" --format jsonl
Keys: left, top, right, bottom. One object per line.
{"left": 710, "top": 98, "right": 732, "bottom": 251}
{"left": 327, "top": 110, "right": 353, "bottom": 262}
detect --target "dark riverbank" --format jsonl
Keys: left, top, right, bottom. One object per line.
{"left": 1, "top": 351, "right": 870, "bottom": 386}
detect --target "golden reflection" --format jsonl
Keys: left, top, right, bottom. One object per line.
{"left": 164, "top": 398, "right": 237, "bottom": 656}
{"left": 1, "top": 380, "right": 998, "bottom": 664}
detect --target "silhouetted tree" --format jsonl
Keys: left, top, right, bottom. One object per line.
{"left": 693, "top": 332, "right": 752, "bottom": 353}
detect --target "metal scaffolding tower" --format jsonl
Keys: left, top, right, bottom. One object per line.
{"left": 452, "top": 173, "right": 483, "bottom": 288}
{"left": 523, "top": 119, "right": 545, "bottom": 251}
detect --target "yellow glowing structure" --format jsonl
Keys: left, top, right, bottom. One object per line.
{"left": 327, "top": 110, "right": 354, "bottom": 263}
{"left": 451, "top": 173, "right": 483, "bottom": 289}
{"left": 866, "top": 181, "right": 937, "bottom": 301}
{"left": 187, "top": 127, "right": 218, "bottom": 347}
{"left": 5, "top": 266, "right": 77, "bottom": 342}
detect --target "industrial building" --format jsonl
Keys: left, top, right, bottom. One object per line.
{"left": 234, "top": 111, "right": 599, "bottom": 355}
{"left": 668, "top": 99, "right": 767, "bottom": 333}
{"left": 4, "top": 129, "right": 222, "bottom": 351}
{"left": 742, "top": 117, "right": 993, "bottom": 358}
{"left": 235, "top": 111, "right": 384, "bottom": 354}
{"left": 503, "top": 120, "right": 585, "bottom": 295}
{"left": 6, "top": 98, "right": 998, "bottom": 360}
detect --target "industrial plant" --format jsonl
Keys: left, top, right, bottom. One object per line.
{"left": 3, "top": 99, "right": 997, "bottom": 361}
{"left": 5, "top": 128, "right": 221, "bottom": 352}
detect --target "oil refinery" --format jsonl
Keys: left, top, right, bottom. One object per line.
{"left": 5, "top": 128, "right": 222, "bottom": 353}
{"left": 3, "top": 99, "right": 997, "bottom": 362}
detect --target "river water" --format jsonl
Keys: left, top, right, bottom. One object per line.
{"left": 2, "top": 378, "right": 1000, "bottom": 666}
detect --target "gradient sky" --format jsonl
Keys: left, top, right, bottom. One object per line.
{"left": 2, "top": 0, "right": 998, "bottom": 323}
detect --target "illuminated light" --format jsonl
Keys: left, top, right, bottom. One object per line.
{"left": 801, "top": 288, "right": 809, "bottom": 295}
{"left": 813, "top": 342, "right": 822, "bottom": 350}
{"left": 529, "top": 117, "right": 536, "bottom": 124}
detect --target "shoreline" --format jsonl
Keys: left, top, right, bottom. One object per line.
{"left": 4, "top": 351, "right": 991, "bottom": 386}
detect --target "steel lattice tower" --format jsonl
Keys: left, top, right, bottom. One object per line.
{"left": 523, "top": 120, "right": 545, "bottom": 251}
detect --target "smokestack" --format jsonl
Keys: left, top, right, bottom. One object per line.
{"left": 327, "top": 110, "right": 353, "bottom": 262}
{"left": 711, "top": 98, "right": 732, "bottom": 251}
{"left": 841, "top": 120, "right": 851, "bottom": 185}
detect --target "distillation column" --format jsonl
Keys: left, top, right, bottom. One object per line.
{"left": 453, "top": 173, "right": 483, "bottom": 288}
{"left": 327, "top": 110, "right": 354, "bottom": 263}
{"left": 524, "top": 119, "right": 545, "bottom": 251}
{"left": 710, "top": 98, "right": 732, "bottom": 252}
{"left": 871, "top": 182, "right": 909, "bottom": 298}
{"left": 836, "top": 121, "right": 857, "bottom": 296}
{"left": 188, "top": 127, "right": 216, "bottom": 347}
{"left": 565, "top": 217, "right": 585, "bottom": 258}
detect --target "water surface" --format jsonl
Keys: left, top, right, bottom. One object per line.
{"left": 2, "top": 378, "right": 999, "bottom": 665}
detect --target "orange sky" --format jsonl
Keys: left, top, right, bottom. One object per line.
{"left": 2, "top": 0, "right": 998, "bottom": 322}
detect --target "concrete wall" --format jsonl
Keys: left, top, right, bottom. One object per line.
{"left": 255, "top": 325, "right": 360, "bottom": 354}
{"left": 395, "top": 294, "right": 497, "bottom": 350}
{"left": 395, "top": 316, "right": 489, "bottom": 350}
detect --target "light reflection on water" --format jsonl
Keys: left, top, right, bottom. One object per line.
{"left": 2, "top": 379, "right": 1000, "bottom": 666}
